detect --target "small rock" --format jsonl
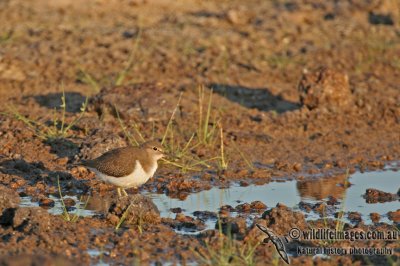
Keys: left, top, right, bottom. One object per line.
{"left": 200, "top": 172, "right": 212, "bottom": 181}
{"left": 261, "top": 203, "right": 307, "bottom": 235}
{"left": 193, "top": 210, "right": 217, "bottom": 220}
{"left": 235, "top": 203, "right": 251, "bottom": 212}
{"left": 276, "top": 203, "right": 287, "bottom": 208}
{"left": 39, "top": 198, "right": 55, "bottom": 208}
{"left": 122, "top": 29, "right": 139, "bottom": 39}
{"left": 9, "top": 182, "right": 20, "bottom": 189}
{"left": 292, "top": 163, "right": 302, "bottom": 172}
{"left": 347, "top": 212, "right": 362, "bottom": 223}
{"left": 388, "top": 209, "right": 400, "bottom": 223}
{"left": 226, "top": 10, "right": 240, "bottom": 24}
{"left": 36, "top": 182, "right": 46, "bottom": 192}
{"left": 0, "top": 185, "right": 20, "bottom": 225}
{"left": 251, "top": 169, "right": 271, "bottom": 179}
{"left": 335, "top": 160, "right": 347, "bottom": 168}
{"left": 298, "top": 67, "right": 353, "bottom": 112}
{"left": 25, "top": 186, "right": 37, "bottom": 195}
{"left": 368, "top": 12, "right": 394, "bottom": 25}
{"left": 163, "top": 216, "right": 205, "bottom": 232}
{"left": 313, "top": 203, "right": 327, "bottom": 215}
{"left": 63, "top": 198, "right": 76, "bottom": 207}
{"left": 170, "top": 207, "right": 183, "bottom": 213}
{"left": 108, "top": 214, "right": 120, "bottom": 225}
{"left": 239, "top": 180, "right": 249, "bottom": 187}
{"left": 14, "top": 179, "right": 26, "bottom": 188}
{"left": 274, "top": 161, "right": 289, "bottom": 171}
{"left": 218, "top": 209, "right": 230, "bottom": 218}
{"left": 327, "top": 196, "right": 339, "bottom": 206}
{"left": 107, "top": 194, "right": 160, "bottom": 227}
{"left": 216, "top": 217, "right": 247, "bottom": 238}
{"left": 370, "top": 213, "right": 380, "bottom": 223}
{"left": 235, "top": 169, "right": 249, "bottom": 177}
{"left": 298, "top": 201, "right": 312, "bottom": 212}
{"left": 220, "top": 205, "right": 234, "bottom": 211}
{"left": 364, "top": 188, "right": 398, "bottom": 203}
{"left": 12, "top": 207, "right": 52, "bottom": 231}
{"left": 175, "top": 213, "right": 189, "bottom": 222}
{"left": 250, "top": 201, "right": 267, "bottom": 210}
{"left": 55, "top": 157, "right": 69, "bottom": 166}
{"left": 0, "top": 63, "right": 26, "bottom": 81}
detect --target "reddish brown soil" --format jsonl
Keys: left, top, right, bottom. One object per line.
{"left": 0, "top": 0, "right": 399, "bottom": 265}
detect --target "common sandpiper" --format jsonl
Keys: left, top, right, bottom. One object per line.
{"left": 82, "top": 140, "right": 164, "bottom": 197}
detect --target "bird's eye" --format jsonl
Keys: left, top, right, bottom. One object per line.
{"left": 153, "top": 147, "right": 158, "bottom": 151}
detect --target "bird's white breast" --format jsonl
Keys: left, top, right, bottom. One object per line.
{"left": 90, "top": 160, "right": 158, "bottom": 189}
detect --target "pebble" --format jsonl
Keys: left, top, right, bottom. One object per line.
{"left": 388, "top": 210, "right": 400, "bottom": 223}
{"left": 370, "top": 212, "right": 380, "bottom": 223}
{"left": 39, "top": 198, "right": 55, "bottom": 207}
{"left": 250, "top": 201, "right": 267, "bottom": 209}
{"left": 63, "top": 198, "right": 76, "bottom": 207}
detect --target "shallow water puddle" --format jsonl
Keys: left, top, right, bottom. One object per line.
{"left": 299, "top": 168, "right": 399, "bottom": 224}
{"left": 145, "top": 180, "right": 300, "bottom": 234}
{"left": 17, "top": 168, "right": 399, "bottom": 233}
{"left": 146, "top": 168, "right": 400, "bottom": 232}
{"left": 19, "top": 196, "right": 40, "bottom": 207}
{"left": 87, "top": 249, "right": 110, "bottom": 266}
{"left": 342, "top": 170, "right": 399, "bottom": 222}
{"left": 19, "top": 195, "right": 96, "bottom": 218}
{"left": 48, "top": 195, "right": 97, "bottom": 217}
{"left": 146, "top": 180, "right": 299, "bottom": 215}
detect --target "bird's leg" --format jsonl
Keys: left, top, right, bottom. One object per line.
{"left": 117, "top": 187, "right": 122, "bottom": 197}
{"left": 122, "top": 188, "right": 128, "bottom": 197}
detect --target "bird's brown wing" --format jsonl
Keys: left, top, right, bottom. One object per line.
{"left": 84, "top": 146, "right": 144, "bottom": 177}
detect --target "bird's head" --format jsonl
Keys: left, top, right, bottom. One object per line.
{"left": 141, "top": 140, "right": 165, "bottom": 160}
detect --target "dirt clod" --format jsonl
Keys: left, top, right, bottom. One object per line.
{"left": 0, "top": 185, "right": 20, "bottom": 212}
{"left": 347, "top": 212, "right": 362, "bottom": 224}
{"left": 107, "top": 194, "right": 160, "bottom": 226}
{"left": 298, "top": 67, "right": 352, "bottom": 112}
{"left": 250, "top": 200, "right": 267, "bottom": 210}
{"left": 261, "top": 203, "right": 307, "bottom": 235}
{"left": 215, "top": 216, "right": 247, "bottom": 238}
{"left": 364, "top": 188, "right": 398, "bottom": 203}
{"left": 388, "top": 209, "right": 400, "bottom": 223}
{"left": 39, "top": 198, "right": 55, "bottom": 208}
{"left": 370, "top": 212, "right": 380, "bottom": 223}
{"left": 63, "top": 198, "right": 76, "bottom": 207}
{"left": 193, "top": 210, "right": 217, "bottom": 220}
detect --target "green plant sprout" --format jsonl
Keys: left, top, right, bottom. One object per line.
{"left": 9, "top": 84, "right": 88, "bottom": 140}
{"left": 57, "top": 176, "right": 90, "bottom": 222}
{"left": 193, "top": 216, "right": 259, "bottom": 266}
{"left": 115, "top": 28, "right": 142, "bottom": 86}
{"left": 115, "top": 203, "right": 133, "bottom": 230}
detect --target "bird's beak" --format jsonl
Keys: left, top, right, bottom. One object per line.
{"left": 161, "top": 151, "right": 169, "bottom": 159}
{"left": 158, "top": 149, "right": 167, "bottom": 158}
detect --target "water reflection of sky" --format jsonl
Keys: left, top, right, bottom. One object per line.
{"left": 145, "top": 181, "right": 299, "bottom": 218}
{"left": 344, "top": 170, "right": 399, "bottom": 223}
{"left": 146, "top": 169, "right": 400, "bottom": 225}
{"left": 17, "top": 168, "right": 400, "bottom": 230}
